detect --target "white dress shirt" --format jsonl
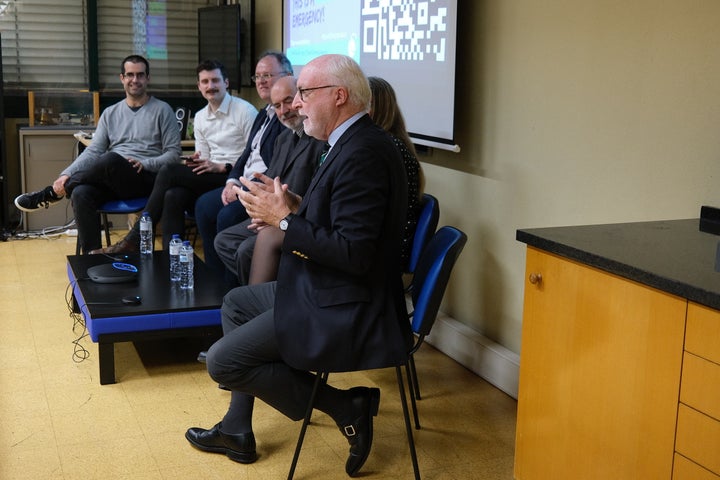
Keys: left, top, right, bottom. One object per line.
{"left": 193, "top": 93, "right": 258, "bottom": 164}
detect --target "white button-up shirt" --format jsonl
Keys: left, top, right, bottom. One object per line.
{"left": 193, "top": 93, "right": 258, "bottom": 164}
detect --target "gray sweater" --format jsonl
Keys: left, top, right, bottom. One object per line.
{"left": 62, "top": 96, "right": 182, "bottom": 176}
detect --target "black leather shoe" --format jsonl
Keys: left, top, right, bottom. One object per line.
{"left": 338, "top": 386, "right": 381, "bottom": 476}
{"left": 185, "top": 422, "right": 257, "bottom": 464}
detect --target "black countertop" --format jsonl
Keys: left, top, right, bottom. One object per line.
{"left": 517, "top": 218, "right": 720, "bottom": 311}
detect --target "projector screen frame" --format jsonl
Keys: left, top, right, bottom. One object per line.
{"left": 282, "top": 0, "right": 460, "bottom": 153}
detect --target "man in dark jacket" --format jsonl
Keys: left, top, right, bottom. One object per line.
{"left": 185, "top": 54, "right": 410, "bottom": 477}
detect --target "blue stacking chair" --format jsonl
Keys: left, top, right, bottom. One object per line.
{"left": 407, "top": 193, "right": 440, "bottom": 275}
{"left": 405, "top": 226, "right": 467, "bottom": 429}
{"left": 75, "top": 197, "right": 148, "bottom": 254}
{"left": 288, "top": 226, "right": 467, "bottom": 480}
{"left": 405, "top": 193, "right": 440, "bottom": 404}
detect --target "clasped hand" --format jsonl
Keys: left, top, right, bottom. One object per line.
{"left": 234, "top": 173, "right": 300, "bottom": 229}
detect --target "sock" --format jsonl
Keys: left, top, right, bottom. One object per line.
{"left": 220, "top": 392, "right": 255, "bottom": 433}
{"left": 314, "top": 384, "right": 353, "bottom": 426}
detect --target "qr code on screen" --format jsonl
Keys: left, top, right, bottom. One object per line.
{"left": 361, "top": 0, "right": 448, "bottom": 62}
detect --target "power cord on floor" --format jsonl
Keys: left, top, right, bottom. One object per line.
{"left": 65, "top": 280, "right": 90, "bottom": 363}
{"left": 5, "top": 219, "right": 78, "bottom": 242}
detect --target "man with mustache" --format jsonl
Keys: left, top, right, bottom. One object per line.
{"left": 194, "top": 51, "right": 292, "bottom": 274}
{"left": 186, "top": 54, "right": 409, "bottom": 477}
{"left": 89, "top": 59, "right": 257, "bottom": 254}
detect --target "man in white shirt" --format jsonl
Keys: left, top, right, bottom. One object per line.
{"left": 90, "top": 59, "right": 258, "bottom": 254}
{"left": 194, "top": 51, "right": 292, "bottom": 273}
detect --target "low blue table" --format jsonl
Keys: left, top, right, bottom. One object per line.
{"left": 67, "top": 251, "right": 226, "bottom": 384}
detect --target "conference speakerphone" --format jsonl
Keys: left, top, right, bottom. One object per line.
{"left": 87, "top": 262, "right": 138, "bottom": 284}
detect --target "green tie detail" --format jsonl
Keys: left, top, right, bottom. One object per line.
{"left": 318, "top": 144, "right": 330, "bottom": 166}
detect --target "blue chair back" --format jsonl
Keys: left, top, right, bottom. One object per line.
{"left": 407, "top": 193, "right": 440, "bottom": 273}
{"left": 409, "top": 226, "right": 467, "bottom": 340}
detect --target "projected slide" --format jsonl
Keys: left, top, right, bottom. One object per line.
{"left": 285, "top": 0, "right": 458, "bottom": 146}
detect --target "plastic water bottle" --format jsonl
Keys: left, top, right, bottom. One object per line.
{"left": 169, "top": 234, "right": 182, "bottom": 281}
{"left": 139, "top": 211, "right": 153, "bottom": 256}
{"left": 179, "top": 240, "right": 194, "bottom": 289}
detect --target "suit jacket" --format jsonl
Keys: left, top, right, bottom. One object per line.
{"left": 266, "top": 128, "right": 325, "bottom": 194}
{"left": 227, "top": 107, "right": 285, "bottom": 180}
{"left": 274, "top": 114, "right": 411, "bottom": 372}
{"left": 224, "top": 128, "right": 326, "bottom": 285}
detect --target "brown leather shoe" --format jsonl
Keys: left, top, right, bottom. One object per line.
{"left": 88, "top": 237, "right": 138, "bottom": 255}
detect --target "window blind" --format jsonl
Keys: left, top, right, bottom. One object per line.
{"left": 97, "top": 0, "right": 210, "bottom": 91}
{"left": 0, "top": 0, "right": 88, "bottom": 90}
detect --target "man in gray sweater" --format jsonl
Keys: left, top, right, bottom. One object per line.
{"left": 14, "top": 54, "right": 181, "bottom": 253}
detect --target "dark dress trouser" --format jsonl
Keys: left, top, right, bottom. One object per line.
{"left": 206, "top": 282, "right": 319, "bottom": 429}
{"left": 67, "top": 152, "right": 155, "bottom": 253}
{"left": 194, "top": 187, "right": 248, "bottom": 274}
{"left": 129, "top": 163, "right": 227, "bottom": 250}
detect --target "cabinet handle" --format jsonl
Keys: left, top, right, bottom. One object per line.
{"left": 529, "top": 273, "right": 542, "bottom": 285}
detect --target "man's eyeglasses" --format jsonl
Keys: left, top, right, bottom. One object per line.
{"left": 297, "top": 85, "right": 338, "bottom": 101}
{"left": 250, "top": 72, "right": 289, "bottom": 83}
{"left": 123, "top": 72, "right": 147, "bottom": 80}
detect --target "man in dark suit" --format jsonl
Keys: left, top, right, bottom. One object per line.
{"left": 185, "top": 54, "right": 410, "bottom": 477}
{"left": 213, "top": 75, "right": 324, "bottom": 285}
{"left": 193, "top": 51, "right": 292, "bottom": 272}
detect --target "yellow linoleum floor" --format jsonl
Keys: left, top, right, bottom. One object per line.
{"left": 0, "top": 232, "right": 517, "bottom": 479}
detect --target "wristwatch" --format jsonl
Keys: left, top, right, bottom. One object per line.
{"left": 279, "top": 214, "right": 294, "bottom": 231}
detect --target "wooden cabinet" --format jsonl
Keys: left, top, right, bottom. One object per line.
{"left": 675, "top": 303, "right": 720, "bottom": 478}
{"left": 514, "top": 247, "right": 687, "bottom": 479}
{"left": 19, "top": 128, "right": 79, "bottom": 230}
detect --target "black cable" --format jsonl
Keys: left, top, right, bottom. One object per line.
{"left": 65, "top": 280, "right": 90, "bottom": 363}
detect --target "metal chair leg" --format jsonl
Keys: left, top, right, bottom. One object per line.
{"left": 396, "top": 366, "right": 421, "bottom": 479}
{"left": 405, "top": 362, "right": 421, "bottom": 429}
{"left": 288, "top": 372, "right": 324, "bottom": 480}
{"left": 409, "top": 353, "right": 422, "bottom": 400}
{"left": 101, "top": 212, "right": 111, "bottom": 246}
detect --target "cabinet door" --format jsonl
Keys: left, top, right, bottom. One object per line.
{"left": 514, "top": 247, "right": 686, "bottom": 480}
{"left": 21, "top": 133, "right": 77, "bottom": 230}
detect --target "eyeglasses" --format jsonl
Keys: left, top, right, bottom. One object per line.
{"left": 297, "top": 85, "right": 338, "bottom": 101}
{"left": 250, "top": 72, "right": 288, "bottom": 83}
{"left": 123, "top": 72, "right": 147, "bottom": 80}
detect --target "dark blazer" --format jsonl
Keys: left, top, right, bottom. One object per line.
{"left": 274, "top": 114, "right": 411, "bottom": 372}
{"left": 224, "top": 128, "right": 326, "bottom": 285}
{"left": 227, "top": 108, "right": 285, "bottom": 180}
{"left": 266, "top": 129, "right": 325, "bottom": 194}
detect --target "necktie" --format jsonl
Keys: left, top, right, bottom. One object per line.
{"left": 318, "top": 144, "right": 330, "bottom": 167}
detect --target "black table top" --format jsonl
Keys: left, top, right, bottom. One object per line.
{"left": 67, "top": 251, "right": 227, "bottom": 318}
{"left": 517, "top": 218, "right": 720, "bottom": 311}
